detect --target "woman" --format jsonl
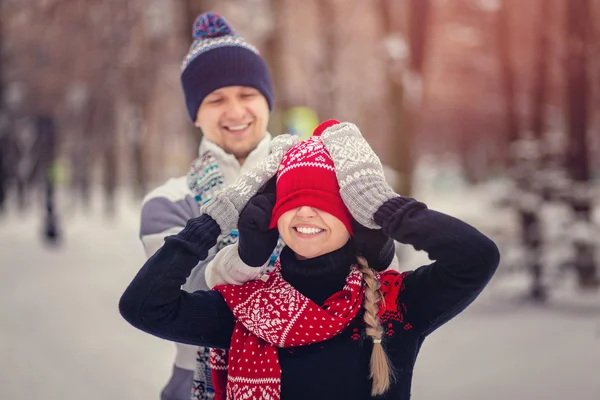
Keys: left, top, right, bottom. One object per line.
{"left": 119, "top": 120, "right": 500, "bottom": 400}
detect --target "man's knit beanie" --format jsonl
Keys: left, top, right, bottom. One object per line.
{"left": 181, "top": 12, "right": 274, "bottom": 122}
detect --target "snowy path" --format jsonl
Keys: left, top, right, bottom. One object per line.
{"left": 1, "top": 194, "right": 599, "bottom": 400}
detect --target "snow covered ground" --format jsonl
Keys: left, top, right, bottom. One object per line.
{"left": 0, "top": 185, "right": 599, "bottom": 400}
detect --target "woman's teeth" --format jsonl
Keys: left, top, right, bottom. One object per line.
{"left": 226, "top": 124, "right": 250, "bottom": 132}
{"left": 295, "top": 227, "right": 324, "bottom": 235}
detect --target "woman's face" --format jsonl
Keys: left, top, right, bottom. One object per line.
{"left": 277, "top": 206, "right": 350, "bottom": 259}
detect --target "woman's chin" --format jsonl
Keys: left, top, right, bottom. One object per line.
{"left": 291, "top": 246, "right": 322, "bottom": 260}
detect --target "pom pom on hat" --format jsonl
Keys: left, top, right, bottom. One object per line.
{"left": 192, "top": 12, "right": 235, "bottom": 39}
{"left": 312, "top": 119, "right": 340, "bottom": 137}
{"left": 181, "top": 12, "right": 274, "bottom": 122}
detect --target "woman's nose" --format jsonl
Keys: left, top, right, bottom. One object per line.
{"left": 296, "top": 206, "right": 317, "bottom": 217}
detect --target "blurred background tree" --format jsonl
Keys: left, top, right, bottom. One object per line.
{"left": 1, "top": 0, "right": 599, "bottom": 295}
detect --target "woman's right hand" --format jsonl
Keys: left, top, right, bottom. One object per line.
{"left": 318, "top": 121, "right": 398, "bottom": 229}
{"left": 237, "top": 189, "right": 280, "bottom": 267}
{"left": 200, "top": 134, "right": 299, "bottom": 234}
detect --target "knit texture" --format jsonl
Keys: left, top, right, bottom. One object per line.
{"left": 320, "top": 121, "right": 398, "bottom": 229}
{"left": 119, "top": 196, "right": 501, "bottom": 400}
{"left": 374, "top": 196, "right": 427, "bottom": 233}
{"left": 270, "top": 122, "right": 353, "bottom": 233}
{"left": 172, "top": 215, "right": 221, "bottom": 258}
{"left": 187, "top": 146, "right": 286, "bottom": 400}
{"left": 204, "top": 244, "right": 269, "bottom": 288}
{"left": 213, "top": 260, "right": 366, "bottom": 400}
{"left": 181, "top": 12, "right": 273, "bottom": 121}
{"left": 201, "top": 134, "right": 299, "bottom": 234}
{"left": 238, "top": 193, "right": 281, "bottom": 267}
{"left": 187, "top": 151, "right": 243, "bottom": 254}
{"left": 279, "top": 242, "right": 355, "bottom": 304}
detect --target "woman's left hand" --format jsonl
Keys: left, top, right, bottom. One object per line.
{"left": 319, "top": 121, "right": 398, "bottom": 229}
{"left": 237, "top": 190, "right": 280, "bottom": 267}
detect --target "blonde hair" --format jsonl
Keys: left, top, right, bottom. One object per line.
{"left": 356, "top": 256, "right": 394, "bottom": 396}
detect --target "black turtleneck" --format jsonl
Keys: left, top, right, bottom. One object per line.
{"left": 279, "top": 241, "right": 355, "bottom": 305}
{"left": 120, "top": 198, "right": 500, "bottom": 400}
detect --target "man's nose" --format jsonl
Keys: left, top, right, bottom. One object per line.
{"left": 223, "top": 99, "right": 245, "bottom": 120}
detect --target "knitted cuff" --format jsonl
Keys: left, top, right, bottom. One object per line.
{"left": 167, "top": 214, "right": 221, "bottom": 260}
{"left": 340, "top": 181, "right": 398, "bottom": 229}
{"left": 205, "top": 244, "right": 268, "bottom": 288}
{"left": 374, "top": 197, "right": 427, "bottom": 233}
{"left": 200, "top": 195, "right": 239, "bottom": 234}
{"left": 270, "top": 133, "right": 300, "bottom": 155}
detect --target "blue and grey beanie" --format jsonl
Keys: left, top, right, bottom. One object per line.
{"left": 181, "top": 12, "right": 274, "bottom": 122}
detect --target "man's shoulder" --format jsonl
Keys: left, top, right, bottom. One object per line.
{"left": 142, "top": 176, "right": 192, "bottom": 204}
{"left": 140, "top": 176, "right": 199, "bottom": 236}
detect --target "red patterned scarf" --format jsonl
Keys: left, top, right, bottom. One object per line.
{"left": 210, "top": 260, "right": 365, "bottom": 400}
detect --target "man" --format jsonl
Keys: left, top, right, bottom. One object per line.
{"left": 139, "top": 12, "right": 277, "bottom": 400}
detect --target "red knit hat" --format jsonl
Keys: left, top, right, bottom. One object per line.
{"left": 270, "top": 119, "right": 354, "bottom": 235}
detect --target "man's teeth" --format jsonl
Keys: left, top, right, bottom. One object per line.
{"left": 227, "top": 124, "right": 250, "bottom": 131}
{"left": 296, "top": 227, "right": 323, "bottom": 235}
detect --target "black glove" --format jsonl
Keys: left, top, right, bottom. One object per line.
{"left": 351, "top": 220, "right": 395, "bottom": 272}
{"left": 168, "top": 214, "right": 221, "bottom": 260}
{"left": 237, "top": 191, "right": 279, "bottom": 267}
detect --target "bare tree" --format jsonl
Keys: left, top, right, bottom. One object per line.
{"left": 379, "top": 0, "right": 407, "bottom": 194}
{"left": 496, "top": 0, "right": 549, "bottom": 300}
{"left": 121, "top": 4, "right": 156, "bottom": 200}
{"left": 262, "top": 0, "right": 287, "bottom": 135}
{"left": 564, "top": 0, "right": 599, "bottom": 288}
{"left": 378, "top": 0, "right": 430, "bottom": 196}
{"left": 529, "top": 0, "right": 552, "bottom": 143}
{"left": 0, "top": 0, "right": 7, "bottom": 212}
{"left": 316, "top": 0, "right": 340, "bottom": 120}
{"left": 496, "top": 0, "right": 520, "bottom": 149}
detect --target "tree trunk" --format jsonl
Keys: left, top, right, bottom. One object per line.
{"left": 0, "top": 138, "right": 5, "bottom": 213}
{"left": 530, "top": 0, "right": 552, "bottom": 142}
{"left": 74, "top": 103, "right": 94, "bottom": 210}
{"left": 36, "top": 116, "right": 61, "bottom": 244}
{"left": 132, "top": 103, "right": 149, "bottom": 200}
{"left": 497, "top": 0, "right": 548, "bottom": 300}
{"left": 520, "top": 0, "right": 555, "bottom": 301}
{"left": 0, "top": 9, "right": 6, "bottom": 212}
{"left": 564, "top": 0, "right": 598, "bottom": 289}
{"left": 389, "top": 82, "right": 410, "bottom": 195}
{"left": 316, "top": 0, "right": 339, "bottom": 120}
{"left": 521, "top": 210, "right": 545, "bottom": 299}
{"left": 496, "top": 0, "right": 520, "bottom": 149}
{"left": 379, "top": 0, "right": 430, "bottom": 196}
{"left": 92, "top": 96, "right": 117, "bottom": 217}
{"left": 263, "top": 0, "right": 286, "bottom": 135}
{"left": 407, "top": 0, "right": 431, "bottom": 74}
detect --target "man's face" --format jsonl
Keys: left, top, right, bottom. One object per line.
{"left": 195, "top": 86, "right": 270, "bottom": 162}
